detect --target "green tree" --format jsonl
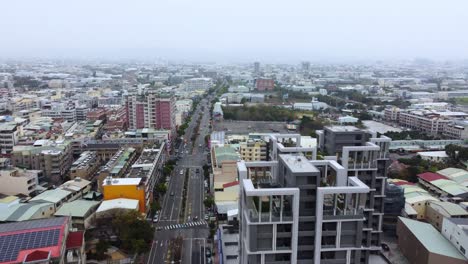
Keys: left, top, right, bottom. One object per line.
{"left": 204, "top": 196, "right": 215, "bottom": 208}
{"left": 112, "top": 211, "right": 154, "bottom": 254}
{"left": 155, "top": 183, "right": 168, "bottom": 194}
{"left": 95, "top": 239, "right": 109, "bottom": 260}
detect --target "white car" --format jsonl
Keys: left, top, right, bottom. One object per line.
{"left": 153, "top": 214, "right": 159, "bottom": 223}
{"left": 180, "top": 170, "right": 184, "bottom": 175}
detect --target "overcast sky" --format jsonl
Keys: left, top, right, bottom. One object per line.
{"left": 1, "top": 0, "right": 468, "bottom": 63}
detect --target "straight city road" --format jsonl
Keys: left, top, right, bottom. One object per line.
{"left": 147, "top": 94, "right": 215, "bottom": 264}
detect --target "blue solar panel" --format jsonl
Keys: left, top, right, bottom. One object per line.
{"left": 0, "top": 217, "right": 66, "bottom": 233}
{"left": 0, "top": 229, "right": 60, "bottom": 262}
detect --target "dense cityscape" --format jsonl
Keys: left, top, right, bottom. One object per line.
{"left": 0, "top": 59, "right": 468, "bottom": 264}
{"left": 1, "top": 1, "right": 468, "bottom": 264}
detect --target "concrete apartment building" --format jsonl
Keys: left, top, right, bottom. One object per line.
{"left": 0, "top": 167, "right": 40, "bottom": 196}
{"left": 255, "top": 78, "right": 275, "bottom": 91}
{"left": 397, "top": 217, "right": 467, "bottom": 264}
{"left": 127, "top": 143, "right": 166, "bottom": 215}
{"left": 317, "top": 126, "right": 391, "bottom": 261}
{"left": 125, "top": 92, "right": 176, "bottom": 136}
{"left": 184, "top": 77, "right": 213, "bottom": 90}
{"left": 70, "top": 151, "right": 100, "bottom": 180}
{"left": 238, "top": 131, "right": 390, "bottom": 263}
{"left": 442, "top": 218, "right": 468, "bottom": 260}
{"left": 384, "top": 107, "right": 468, "bottom": 138}
{"left": 12, "top": 140, "right": 73, "bottom": 184}
{"left": 96, "top": 147, "right": 137, "bottom": 191}
{"left": 239, "top": 139, "right": 269, "bottom": 162}
{"left": 0, "top": 122, "right": 20, "bottom": 154}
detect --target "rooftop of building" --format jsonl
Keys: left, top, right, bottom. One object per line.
{"left": 58, "top": 178, "right": 91, "bottom": 192}
{"left": 428, "top": 201, "right": 468, "bottom": 217}
{"left": 0, "top": 217, "right": 68, "bottom": 264}
{"left": 326, "top": 125, "right": 362, "bottom": 132}
{"left": 30, "top": 189, "right": 72, "bottom": 204}
{"left": 102, "top": 177, "right": 142, "bottom": 186}
{"left": 0, "top": 201, "right": 54, "bottom": 222}
{"left": 70, "top": 151, "right": 97, "bottom": 170}
{"left": 101, "top": 147, "right": 136, "bottom": 174}
{"left": 280, "top": 154, "right": 319, "bottom": 174}
{"left": 438, "top": 168, "right": 468, "bottom": 186}
{"left": 96, "top": 198, "right": 139, "bottom": 213}
{"left": 54, "top": 199, "right": 100, "bottom": 218}
{"left": 214, "top": 146, "right": 239, "bottom": 163}
{"left": 398, "top": 217, "right": 466, "bottom": 260}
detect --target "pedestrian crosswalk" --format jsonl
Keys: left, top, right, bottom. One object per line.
{"left": 162, "top": 220, "right": 208, "bottom": 230}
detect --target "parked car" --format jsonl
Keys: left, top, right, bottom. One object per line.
{"left": 205, "top": 248, "right": 212, "bottom": 257}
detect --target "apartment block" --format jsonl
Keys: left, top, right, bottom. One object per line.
{"left": 0, "top": 167, "right": 40, "bottom": 196}
{"left": 255, "top": 78, "right": 275, "bottom": 91}
{"left": 239, "top": 131, "right": 391, "bottom": 264}
{"left": 96, "top": 147, "right": 137, "bottom": 191}
{"left": 184, "top": 77, "right": 213, "bottom": 90}
{"left": 127, "top": 143, "right": 166, "bottom": 215}
{"left": 102, "top": 177, "right": 146, "bottom": 213}
{"left": 442, "top": 218, "right": 468, "bottom": 259}
{"left": 70, "top": 151, "right": 100, "bottom": 180}
{"left": 11, "top": 140, "right": 73, "bottom": 184}
{"left": 125, "top": 92, "right": 176, "bottom": 135}
{"left": 0, "top": 122, "right": 20, "bottom": 154}
{"left": 239, "top": 139, "right": 269, "bottom": 162}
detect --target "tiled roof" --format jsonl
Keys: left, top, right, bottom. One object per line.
{"left": 66, "top": 231, "right": 84, "bottom": 249}
{"left": 417, "top": 172, "right": 447, "bottom": 182}
{"left": 222, "top": 181, "right": 239, "bottom": 189}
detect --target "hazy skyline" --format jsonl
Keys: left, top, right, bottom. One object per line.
{"left": 1, "top": 0, "right": 468, "bottom": 62}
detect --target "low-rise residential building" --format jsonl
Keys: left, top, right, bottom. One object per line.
{"left": 102, "top": 177, "right": 146, "bottom": 213}
{"left": 96, "top": 147, "right": 137, "bottom": 191}
{"left": 442, "top": 218, "right": 468, "bottom": 260}
{"left": 0, "top": 167, "right": 40, "bottom": 196}
{"left": 388, "top": 179, "right": 439, "bottom": 219}
{"left": 438, "top": 168, "right": 468, "bottom": 187}
{"left": 443, "top": 120, "right": 468, "bottom": 140}
{"left": 0, "top": 217, "right": 73, "bottom": 264}
{"left": 255, "top": 78, "right": 274, "bottom": 91}
{"left": 12, "top": 140, "right": 73, "bottom": 184}
{"left": 54, "top": 199, "right": 100, "bottom": 230}
{"left": 397, "top": 217, "right": 467, "bottom": 264}
{"left": 418, "top": 151, "right": 449, "bottom": 162}
{"left": 239, "top": 139, "right": 268, "bottom": 161}
{"left": 0, "top": 122, "right": 21, "bottom": 155}
{"left": 127, "top": 144, "right": 166, "bottom": 215}
{"left": 65, "top": 121, "right": 103, "bottom": 157}
{"left": 184, "top": 77, "right": 213, "bottom": 90}
{"left": 425, "top": 201, "right": 468, "bottom": 231}
{"left": 417, "top": 172, "right": 468, "bottom": 201}
{"left": 96, "top": 198, "right": 139, "bottom": 219}
{"left": 0, "top": 200, "right": 55, "bottom": 222}
{"left": 70, "top": 151, "right": 100, "bottom": 180}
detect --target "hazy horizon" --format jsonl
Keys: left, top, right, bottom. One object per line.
{"left": 2, "top": 0, "right": 468, "bottom": 63}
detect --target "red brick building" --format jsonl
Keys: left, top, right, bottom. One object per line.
{"left": 255, "top": 78, "right": 275, "bottom": 91}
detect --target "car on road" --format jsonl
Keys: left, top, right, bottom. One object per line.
{"left": 196, "top": 168, "right": 200, "bottom": 173}
{"left": 180, "top": 169, "right": 184, "bottom": 175}
{"left": 156, "top": 226, "right": 163, "bottom": 231}
{"left": 205, "top": 248, "right": 212, "bottom": 258}
{"left": 170, "top": 192, "right": 175, "bottom": 196}
{"left": 153, "top": 214, "right": 159, "bottom": 223}
{"left": 193, "top": 216, "right": 198, "bottom": 221}
{"left": 206, "top": 258, "right": 212, "bottom": 264}
{"left": 204, "top": 214, "right": 209, "bottom": 221}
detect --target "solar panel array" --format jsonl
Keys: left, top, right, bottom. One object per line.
{"left": 0, "top": 217, "right": 66, "bottom": 233}
{"left": 0, "top": 229, "right": 60, "bottom": 262}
